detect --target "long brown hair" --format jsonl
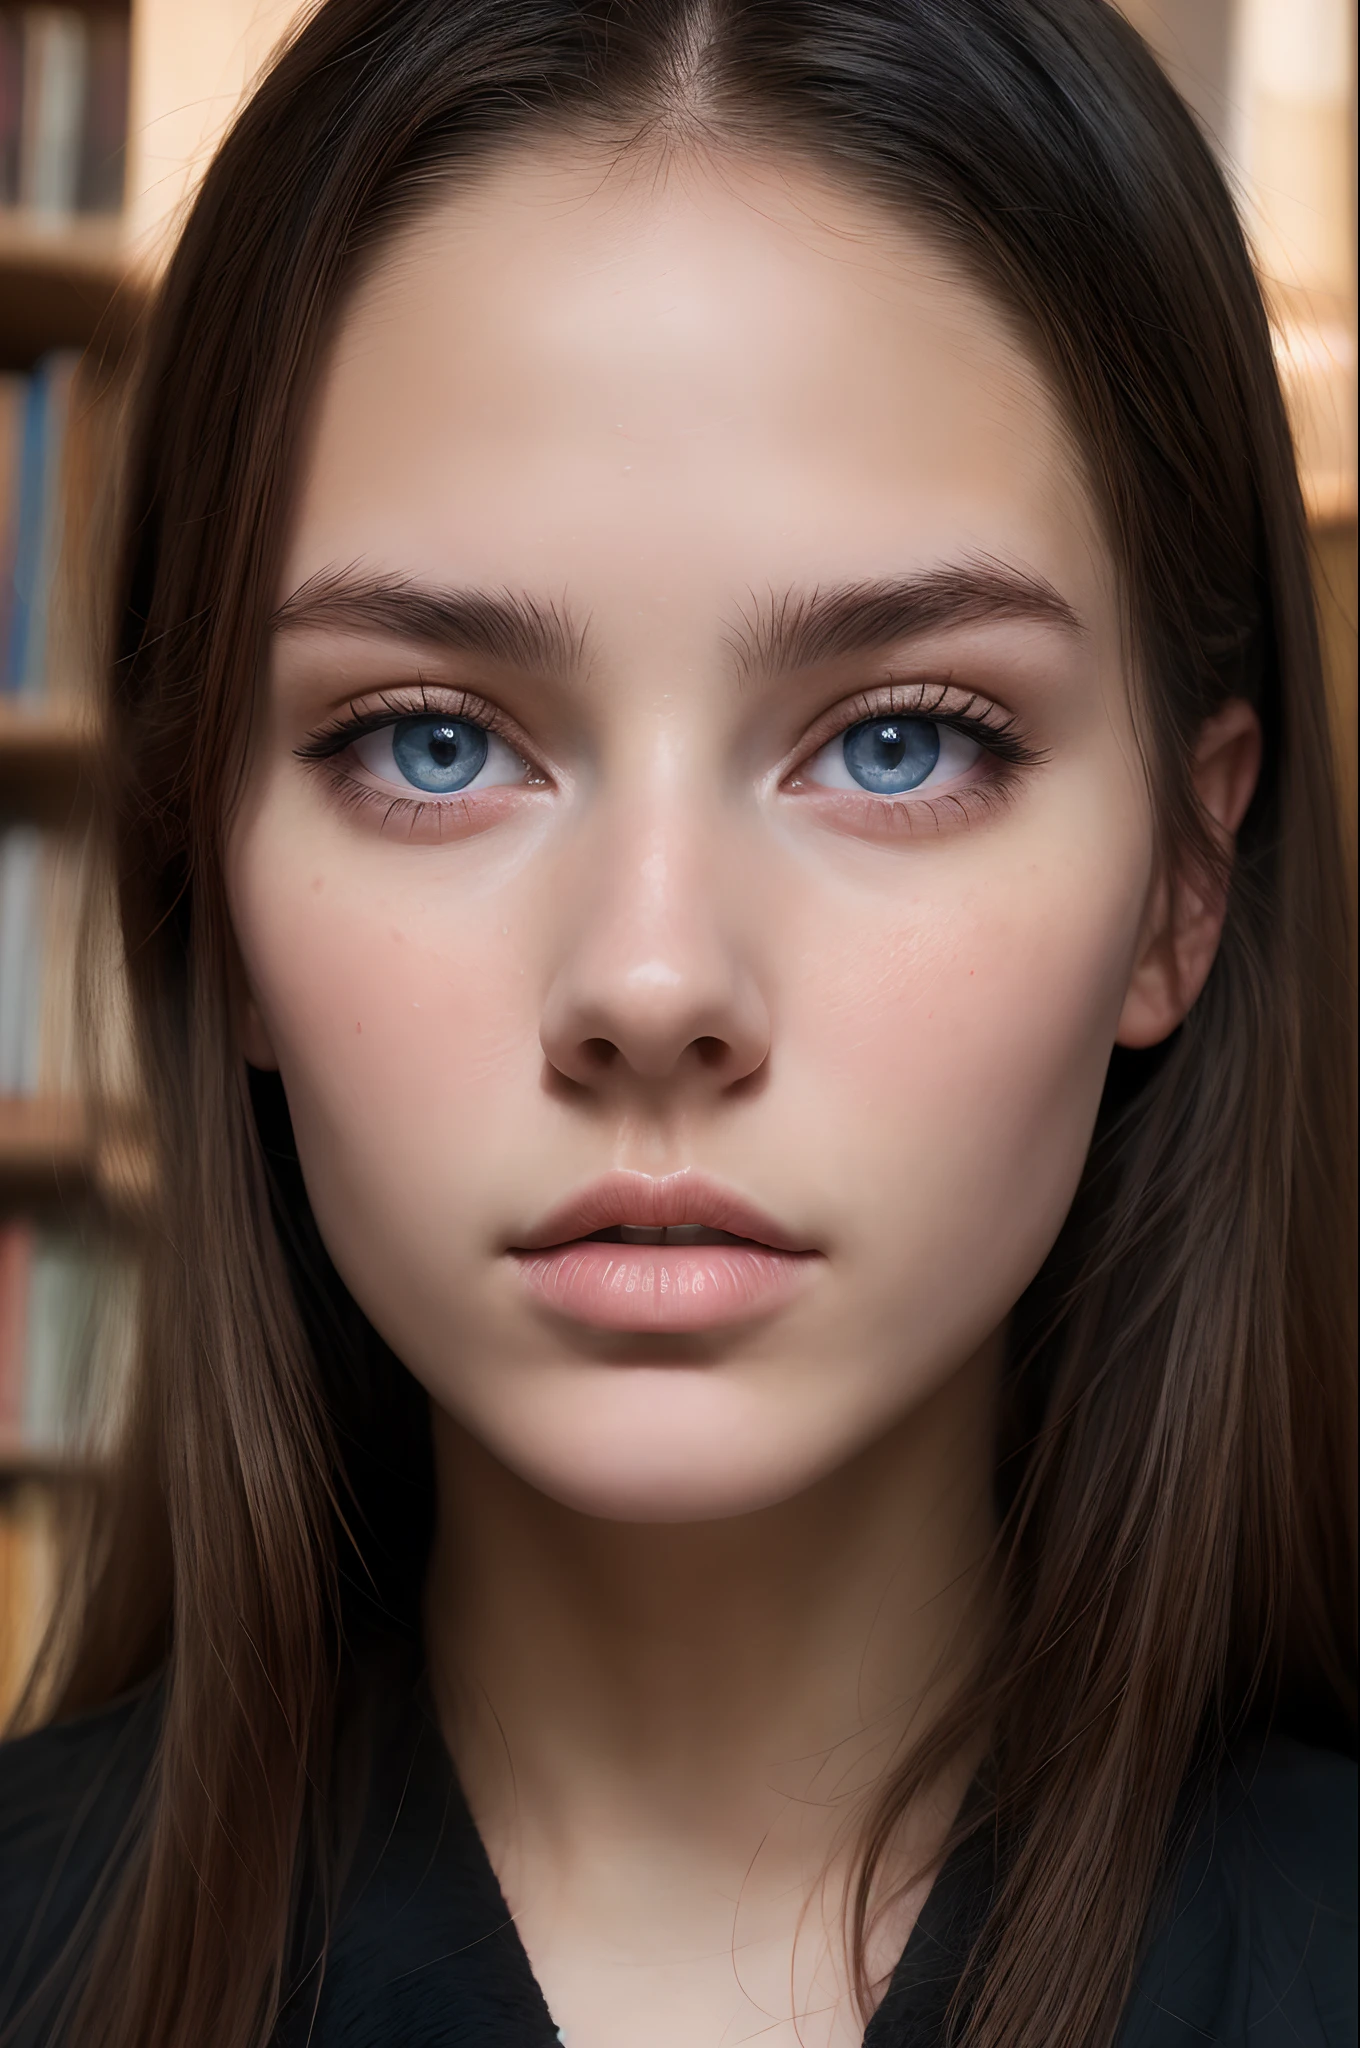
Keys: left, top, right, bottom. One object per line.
{"left": 9, "top": 3, "right": 1355, "bottom": 2044}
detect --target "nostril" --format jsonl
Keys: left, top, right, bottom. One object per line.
{"left": 694, "top": 1035, "right": 728, "bottom": 1069}
{"left": 582, "top": 1037, "right": 619, "bottom": 1070}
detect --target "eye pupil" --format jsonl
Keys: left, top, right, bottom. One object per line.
{"left": 842, "top": 717, "right": 939, "bottom": 794}
{"left": 391, "top": 715, "right": 489, "bottom": 793}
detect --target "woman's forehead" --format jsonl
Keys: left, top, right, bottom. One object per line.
{"left": 285, "top": 144, "right": 1111, "bottom": 644}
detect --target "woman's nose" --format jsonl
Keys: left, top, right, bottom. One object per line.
{"left": 537, "top": 804, "right": 771, "bottom": 1094}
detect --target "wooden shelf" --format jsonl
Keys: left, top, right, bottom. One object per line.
{"left": 0, "top": 1439, "right": 95, "bottom": 1488}
{"left": 1308, "top": 492, "right": 1360, "bottom": 534}
{"left": 0, "top": 211, "right": 125, "bottom": 280}
{"left": 0, "top": 211, "right": 131, "bottom": 371}
{"left": 0, "top": 1097, "right": 152, "bottom": 1218}
{"left": 0, "top": 701, "right": 96, "bottom": 825}
{"left": 0, "top": 1096, "right": 89, "bottom": 1193}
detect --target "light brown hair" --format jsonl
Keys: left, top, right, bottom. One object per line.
{"left": 8, "top": 3, "right": 1355, "bottom": 2045}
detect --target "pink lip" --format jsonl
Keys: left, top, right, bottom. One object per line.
{"left": 511, "top": 1170, "right": 814, "bottom": 1255}
{"left": 508, "top": 1171, "right": 821, "bottom": 1333}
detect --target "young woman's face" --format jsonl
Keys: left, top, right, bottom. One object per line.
{"left": 229, "top": 145, "right": 1159, "bottom": 1521}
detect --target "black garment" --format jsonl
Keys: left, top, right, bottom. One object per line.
{"left": 0, "top": 1680, "right": 1354, "bottom": 2047}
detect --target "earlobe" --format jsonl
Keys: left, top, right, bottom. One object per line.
{"left": 239, "top": 994, "right": 280, "bottom": 1071}
{"left": 228, "top": 925, "right": 280, "bottom": 1068}
{"left": 1115, "top": 698, "right": 1262, "bottom": 1050}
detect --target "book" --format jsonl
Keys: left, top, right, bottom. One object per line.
{"left": 0, "top": 1217, "right": 31, "bottom": 1440}
{"left": 75, "top": 6, "right": 125, "bottom": 214}
{"left": 0, "top": 1219, "right": 118, "bottom": 1457}
{"left": 27, "top": 349, "right": 75, "bottom": 695}
{"left": 23, "top": 1226, "right": 95, "bottom": 1448}
{"left": 2, "top": 351, "right": 78, "bottom": 697}
{"left": 0, "top": 1484, "right": 56, "bottom": 1722}
{"left": 3, "top": 363, "right": 48, "bottom": 693}
{"left": 35, "top": 826, "right": 81, "bottom": 1097}
{"left": 1, "top": 5, "right": 128, "bottom": 222}
{"left": 17, "top": 6, "right": 88, "bottom": 218}
{"left": 0, "top": 823, "right": 43, "bottom": 1095}
{"left": 0, "top": 374, "right": 23, "bottom": 685}
{"left": 0, "top": 12, "right": 20, "bottom": 208}
{"left": 0, "top": 823, "right": 86, "bottom": 1098}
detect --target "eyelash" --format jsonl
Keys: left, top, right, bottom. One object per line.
{"left": 295, "top": 682, "right": 542, "bottom": 835}
{"left": 297, "top": 682, "right": 528, "bottom": 765}
{"left": 787, "top": 680, "right": 1044, "bottom": 835}
{"left": 793, "top": 679, "right": 1036, "bottom": 772}
{"left": 295, "top": 678, "right": 1045, "bottom": 835}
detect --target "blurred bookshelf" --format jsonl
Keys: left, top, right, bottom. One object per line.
{"left": 0, "top": 0, "right": 147, "bottom": 1716}
{"left": 1124, "top": 0, "right": 1358, "bottom": 807}
{"left": 0, "top": 0, "right": 1356, "bottom": 1722}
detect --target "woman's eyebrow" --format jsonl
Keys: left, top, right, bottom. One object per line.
{"left": 730, "top": 563, "right": 1085, "bottom": 681}
{"left": 271, "top": 560, "right": 1082, "bottom": 684}
{"left": 271, "top": 568, "right": 585, "bottom": 679}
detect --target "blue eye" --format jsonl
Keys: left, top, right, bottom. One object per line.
{"left": 390, "top": 715, "right": 488, "bottom": 792}
{"left": 840, "top": 718, "right": 939, "bottom": 793}
{"left": 350, "top": 713, "right": 528, "bottom": 797}
{"left": 802, "top": 714, "right": 980, "bottom": 799}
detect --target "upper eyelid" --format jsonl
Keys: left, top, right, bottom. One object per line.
{"left": 298, "top": 683, "right": 536, "bottom": 762}
{"left": 345, "top": 683, "right": 508, "bottom": 728}
{"left": 300, "top": 676, "right": 1021, "bottom": 771}
{"left": 790, "top": 679, "right": 1019, "bottom": 757}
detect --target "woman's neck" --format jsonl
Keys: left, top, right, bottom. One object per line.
{"left": 424, "top": 1334, "right": 1001, "bottom": 1946}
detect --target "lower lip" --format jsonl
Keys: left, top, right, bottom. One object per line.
{"left": 510, "top": 1240, "right": 818, "bottom": 1332}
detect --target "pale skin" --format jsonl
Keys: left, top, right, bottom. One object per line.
{"left": 227, "top": 141, "right": 1260, "bottom": 2046}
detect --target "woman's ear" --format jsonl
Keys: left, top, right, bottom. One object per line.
{"left": 1115, "top": 698, "right": 1262, "bottom": 1050}
{"left": 239, "top": 995, "right": 280, "bottom": 1070}
{"left": 231, "top": 945, "right": 280, "bottom": 1069}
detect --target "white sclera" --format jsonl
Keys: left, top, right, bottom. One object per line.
{"left": 352, "top": 719, "right": 529, "bottom": 796}
{"left": 804, "top": 719, "right": 981, "bottom": 796}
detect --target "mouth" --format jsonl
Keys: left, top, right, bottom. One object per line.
{"left": 582, "top": 1223, "right": 761, "bottom": 1247}
{"left": 507, "top": 1172, "right": 820, "bottom": 1332}
{"left": 509, "top": 1170, "right": 814, "bottom": 1256}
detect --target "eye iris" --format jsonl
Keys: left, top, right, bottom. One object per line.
{"left": 842, "top": 718, "right": 939, "bottom": 794}
{"left": 390, "top": 715, "right": 489, "bottom": 793}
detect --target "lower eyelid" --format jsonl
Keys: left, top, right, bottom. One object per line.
{"left": 798, "top": 780, "right": 1015, "bottom": 839}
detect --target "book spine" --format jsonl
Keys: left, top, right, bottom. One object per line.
{"left": 23, "top": 350, "right": 76, "bottom": 697}
{"left": 18, "top": 6, "right": 89, "bottom": 219}
{"left": 4, "top": 367, "right": 47, "bottom": 695}
{"left": 24, "top": 1229, "right": 95, "bottom": 1449}
{"left": 3, "top": 353, "right": 79, "bottom": 699}
{"left": 0, "top": 823, "right": 44, "bottom": 1096}
{"left": 0, "top": 1491, "right": 49, "bottom": 1720}
{"left": 36, "top": 826, "right": 80, "bottom": 1098}
{"left": 0, "top": 1219, "right": 33, "bottom": 1443}
{"left": 0, "top": 375, "right": 22, "bottom": 687}
{"left": 0, "top": 12, "right": 21, "bottom": 209}
{"left": 76, "top": 9, "right": 127, "bottom": 214}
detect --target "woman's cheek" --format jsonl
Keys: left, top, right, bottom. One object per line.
{"left": 790, "top": 836, "right": 1148, "bottom": 1283}
{"left": 229, "top": 810, "right": 534, "bottom": 1188}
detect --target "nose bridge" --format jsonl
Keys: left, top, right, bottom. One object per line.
{"left": 623, "top": 782, "right": 710, "bottom": 951}
{"left": 539, "top": 765, "right": 769, "bottom": 1087}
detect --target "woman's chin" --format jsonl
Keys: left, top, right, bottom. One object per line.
{"left": 510, "top": 1467, "right": 816, "bottom": 1524}
{"left": 465, "top": 1386, "right": 855, "bottom": 1525}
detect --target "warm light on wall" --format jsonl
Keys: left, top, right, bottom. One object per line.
{"left": 123, "top": 0, "right": 310, "bottom": 267}
{"left": 1231, "top": 0, "right": 1356, "bottom": 520}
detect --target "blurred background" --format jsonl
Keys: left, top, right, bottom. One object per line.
{"left": 1, "top": 0, "right": 1355, "bottom": 1717}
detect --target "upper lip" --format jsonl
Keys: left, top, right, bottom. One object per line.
{"left": 510, "top": 1170, "right": 816, "bottom": 1254}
